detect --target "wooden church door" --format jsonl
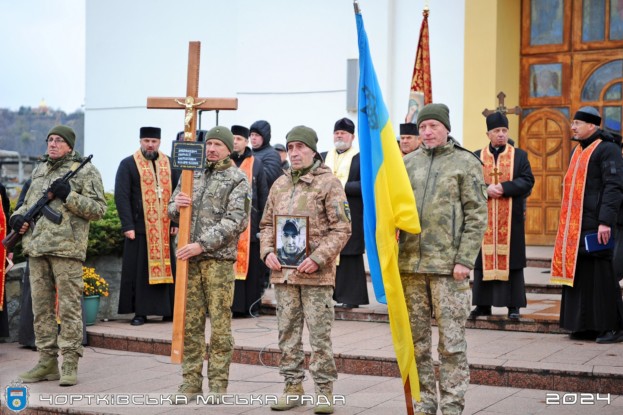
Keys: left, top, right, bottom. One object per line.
{"left": 520, "top": 0, "right": 623, "bottom": 245}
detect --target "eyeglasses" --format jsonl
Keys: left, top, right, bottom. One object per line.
{"left": 47, "top": 137, "right": 66, "bottom": 144}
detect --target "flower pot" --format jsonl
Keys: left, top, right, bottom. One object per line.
{"left": 83, "top": 295, "right": 101, "bottom": 326}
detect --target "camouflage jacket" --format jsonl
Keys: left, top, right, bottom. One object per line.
{"left": 14, "top": 151, "right": 107, "bottom": 261}
{"left": 398, "top": 139, "right": 488, "bottom": 275}
{"left": 259, "top": 161, "right": 352, "bottom": 286}
{"left": 167, "top": 159, "right": 250, "bottom": 262}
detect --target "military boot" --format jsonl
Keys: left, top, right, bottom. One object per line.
{"left": 171, "top": 383, "right": 202, "bottom": 405}
{"left": 270, "top": 382, "right": 305, "bottom": 411}
{"left": 19, "top": 356, "right": 60, "bottom": 383}
{"left": 59, "top": 354, "right": 79, "bottom": 386}
{"left": 314, "top": 383, "right": 333, "bottom": 414}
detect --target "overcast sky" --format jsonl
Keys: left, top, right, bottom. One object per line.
{"left": 0, "top": 0, "right": 85, "bottom": 112}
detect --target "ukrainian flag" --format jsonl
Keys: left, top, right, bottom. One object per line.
{"left": 355, "top": 7, "right": 421, "bottom": 400}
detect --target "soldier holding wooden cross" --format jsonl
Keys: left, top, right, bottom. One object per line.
{"left": 167, "top": 126, "right": 250, "bottom": 403}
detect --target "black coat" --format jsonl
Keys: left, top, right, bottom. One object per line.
{"left": 321, "top": 151, "right": 364, "bottom": 255}
{"left": 574, "top": 131, "right": 623, "bottom": 256}
{"left": 252, "top": 144, "right": 283, "bottom": 191}
{"left": 474, "top": 145, "right": 535, "bottom": 270}
{"left": 114, "top": 154, "right": 181, "bottom": 234}
{"left": 232, "top": 147, "right": 269, "bottom": 242}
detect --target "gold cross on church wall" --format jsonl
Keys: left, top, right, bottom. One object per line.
{"left": 482, "top": 91, "right": 521, "bottom": 117}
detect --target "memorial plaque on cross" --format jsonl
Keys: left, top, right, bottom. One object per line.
{"left": 147, "top": 41, "right": 238, "bottom": 363}
{"left": 482, "top": 91, "right": 521, "bottom": 117}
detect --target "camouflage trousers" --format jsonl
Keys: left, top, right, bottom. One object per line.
{"left": 29, "top": 256, "right": 84, "bottom": 359}
{"left": 401, "top": 273, "right": 471, "bottom": 415}
{"left": 183, "top": 259, "right": 235, "bottom": 392}
{"left": 275, "top": 283, "right": 336, "bottom": 389}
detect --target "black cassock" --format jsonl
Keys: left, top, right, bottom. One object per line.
{"left": 558, "top": 133, "right": 623, "bottom": 332}
{"left": 114, "top": 155, "right": 180, "bottom": 317}
{"left": 472, "top": 144, "right": 535, "bottom": 308}
{"left": 321, "top": 151, "right": 369, "bottom": 306}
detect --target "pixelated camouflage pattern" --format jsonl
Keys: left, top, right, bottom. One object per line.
{"left": 275, "top": 284, "right": 337, "bottom": 385}
{"left": 182, "top": 259, "right": 235, "bottom": 392}
{"left": 168, "top": 159, "right": 250, "bottom": 262}
{"left": 13, "top": 151, "right": 107, "bottom": 261}
{"left": 399, "top": 139, "right": 488, "bottom": 274}
{"left": 30, "top": 256, "right": 84, "bottom": 358}
{"left": 401, "top": 272, "right": 471, "bottom": 415}
{"left": 259, "top": 161, "right": 351, "bottom": 285}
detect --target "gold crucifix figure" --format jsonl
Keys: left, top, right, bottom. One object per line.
{"left": 174, "top": 96, "right": 207, "bottom": 131}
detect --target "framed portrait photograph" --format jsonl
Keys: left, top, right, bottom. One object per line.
{"left": 274, "top": 215, "right": 309, "bottom": 268}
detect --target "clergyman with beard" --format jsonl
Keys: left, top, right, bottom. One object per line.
{"left": 114, "top": 127, "right": 181, "bottom": 326}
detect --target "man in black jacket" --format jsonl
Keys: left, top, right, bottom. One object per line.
{"left": 249, "top": 120, "right": 283, "bottom": 190}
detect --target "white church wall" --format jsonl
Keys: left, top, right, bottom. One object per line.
{"left": 86, "top": 0, "right": 464, "bottom": 190}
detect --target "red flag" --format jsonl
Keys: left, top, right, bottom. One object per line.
{"left": 405, "top": 8, "right": 432, "bottom": 123}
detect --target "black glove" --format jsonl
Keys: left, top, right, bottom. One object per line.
{"left": 9, "top": 214, "right": 26, "bottom": 232}
{"left": 49, "top": 179, "right": 71, "bottom": 202}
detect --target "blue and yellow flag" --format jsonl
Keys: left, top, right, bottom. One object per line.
{"left": 355, "top": 8, "right": 421, "bottom": 400}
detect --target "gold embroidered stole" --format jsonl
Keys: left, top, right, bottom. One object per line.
{"left": 133, "top": 150, "right": 174, "bottom": 284}
{"left": 481, "top": 145, "right": 514, "bottom": 281}
{"left": 235, "top": 156, "right": 254, "bottom": 280}
{"left": 0, "top": 193, "right": 6, "bottom": 311}
{"left": 551, "top": 139, "right": 602, "bottom": 286}
{"left": 324, "top": 147, "right": 358, "bottom": 188}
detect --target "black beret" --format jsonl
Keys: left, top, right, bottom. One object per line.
{"left": 399, "top": 123, "right": 419, "bottom": 136}
{"left": 334, "top": 117, "right": 355, "bottom": 134}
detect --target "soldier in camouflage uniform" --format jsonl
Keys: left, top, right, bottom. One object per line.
{"left": 12, "top": 125, "right": 107, "bottom": 387}
{"left": 398, "top": 104, "right": 488, "bottom": 415}
{"left": 259, "top": 125, "right": 351, "bottom": 414}
{"left": 167, "top": 126, "right": 250, "bottom": 404}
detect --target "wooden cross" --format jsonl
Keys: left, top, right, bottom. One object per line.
{"left": 482, "top": 91, "right": 521, "bottom": 117}
{"left": 489, "top": 167, "right": 502, "bottom": 184}
{"left": 147, "top": 41, "right": 238, "bottom": 364}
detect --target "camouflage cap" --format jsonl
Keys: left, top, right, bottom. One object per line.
{"left": 206, "top": 126, "right": 234, "bottom": 152}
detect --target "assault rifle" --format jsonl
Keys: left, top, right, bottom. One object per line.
{"left": 2, "top": 154, "right": 93, "bottom": 251}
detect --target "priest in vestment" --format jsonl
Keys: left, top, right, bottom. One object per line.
{"left": 321, "top": 117, "right": 369, "bottom": 308}
{"left": 551, "top": 107, "right": 623, "bottom": 343}
{"left": 470, "top": 112, "right": 534, "bottom": 320}
{"left": 115, "top": 127, "right": 181, "bottom": 325}
{"left": 230, "top": 125, "right": 269, "bottom": 317}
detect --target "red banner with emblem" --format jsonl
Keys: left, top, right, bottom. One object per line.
{"left": 405, "top": 8, "right": 432, "bottom": 123}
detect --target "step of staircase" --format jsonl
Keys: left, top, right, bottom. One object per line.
{"left": 85, "top": 316, "right": 623, "bottom": 396}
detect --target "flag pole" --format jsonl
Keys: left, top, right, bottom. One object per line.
{"left": 352, "top": 4, "right": 415, "bottom": 414}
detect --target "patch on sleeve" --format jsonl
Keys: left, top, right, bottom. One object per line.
{"left": 480, "top": 184, "right": 488, "bottom": 201}
{"left": 245, "top": 194, "right": 251, "bottom": 214}
{"left": 336, "top": 201, "right": 351, "bottom": 222}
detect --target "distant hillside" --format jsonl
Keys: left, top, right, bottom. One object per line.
{"left": 0, "top": 106, "right": 85, "bottom": 157}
